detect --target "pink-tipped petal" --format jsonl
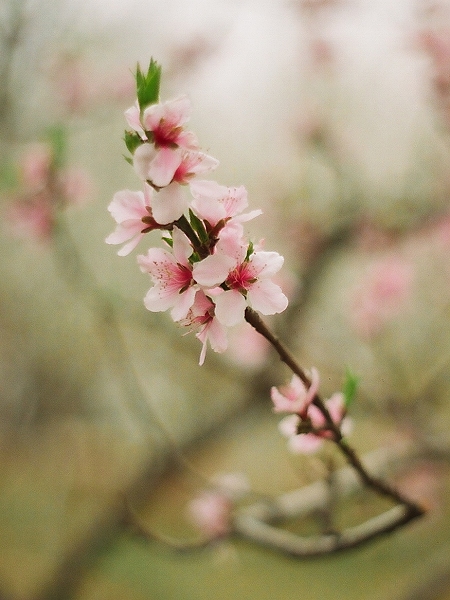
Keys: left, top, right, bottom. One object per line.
{"left": 247, "top": 279, "right": 288, "bottom": 315}
{"left": 193, "top": 253, "right": 235, "bottom": 287}
{"left": 148, "top": 147, "right": 183, "bottom": 187}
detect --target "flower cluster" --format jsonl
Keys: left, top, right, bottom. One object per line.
{"left": 271, "top": 369, "right": 352, "bottom": 454}
{"left": 106, "top": 60, "right": 288, "bottom": 363}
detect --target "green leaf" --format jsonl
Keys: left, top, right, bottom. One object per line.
{"left": 189, "top": 209, "right": 209, "bottom": 244}
{"left": 342, "top": 368, "right": 359, "bottom": 409}
{"left": 123, "top": 130, "right": 142, "bottom": 155}
{"left": 136, "top": 58, "right": 162, "bottom": 111}
{"left": 245, "top": 241, "right": 254, "bottom": 261}
{"left": 47, "top": 125, "right": 67, "bottom": 170}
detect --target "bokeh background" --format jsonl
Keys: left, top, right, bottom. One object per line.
{"left": 2, "top": 0, "right": 450, "bottom": 598}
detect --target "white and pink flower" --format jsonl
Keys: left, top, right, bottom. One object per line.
{"left": 180, "top": 290, "right": 228, "bottom": 365}
{"left": 126, "top": 94, "right": 200, "bottom": 192}
{"left": 278, "top": 392, "right": 352, "bottom": 455}
{"left": 105, "top": 185, "right": 157, "bottom": 256}
{"left": 189, "top": 179, "right": 261, "bottom": 229}
{"left": 132, "top": 146, "right": 219, "bottom": 223}
{"left": 271, "top": 368, "right": 320, "bottom": 415}
{"left": 194, "top": 244, "right": 288, "bottom": 327}
{"left": 187, "top": 490, "right": 232, "bottom": 538}
{"left": 138, "top": 227, "right": 197, "bottom": 321}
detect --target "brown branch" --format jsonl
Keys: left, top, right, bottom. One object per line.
{"left": 243, "top": 307, "right": 425, "bottom": 520}
{"left": 233, "top": 504, "right": 417, "bottom": 557}
{"left": 233, "top": 442, "right": 426, "bottom": 556}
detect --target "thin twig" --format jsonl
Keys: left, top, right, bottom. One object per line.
{"left": 244, "top": 307, "right": 425, "bottom": 521}
{"left": 233, "top": 504, "right": 416, "bottom": 557}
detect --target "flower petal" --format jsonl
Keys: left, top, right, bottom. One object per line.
{"left": 250, "top": 251, "right": 284, "bottom": 278}
{"left": 107, "top": 189, "right": 147, "bottom": 223}
{"left": 148, "top": 147, "right": 183, "bottom": 187}
{"left": 214, "top": 290, "right": 246, "bottom": 327}
{"left": 143, "top": 285, "right": 178, "bottom": 312}
{"left": 247, "top": 280, "right": 288, "bottom": 315}
{"left": 172, "top": 226, "right": 193, "bottom": 266}
{"left": 151, "top": 182, "right": 187, "bottom": 224}
{"left": 170, "top": 286, "right": 197, "bottom": 322}
{"left": 288, "top": 434, "right": 323, "bottom": 455}
{"left": 193, "top": 253, "right": 235, "bottom": 287}
{"left": 133, "top": 144, "right": 157, "bottom": 181}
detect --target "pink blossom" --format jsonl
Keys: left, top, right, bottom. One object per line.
{"left": 127, "top": 95, "right": 201, "bottom": 195}
{"left": 206, "top": 248, "right": 288, "bottom": 327}
{"left": 133, "top": 143, "right": 179, "bottom": 188}
{"left": 187, "top": 472, "right": 249, "bottom": 538}
{"left": 172, "top": 151, "right": 219, "bottom": 184}
{"left": 137, "top": 227, "right": 196, "bottom": 321}
{"left": 180, "top": 290, "right": 228, "bottom": 365}
{"left": 105, "top": 185, "right": 158, "bottom": 256}
{"left": 126, "top": 96, "right": 198, "bottom": 153}
{"left": 188, "top": 491, "right": 232, "bottom": 538}
{"left": 133, "top": 145, "right": 219, "bottom": 223}
{"left": 134, "top": 145, "right": 218, "bottom": 188}
{"left": 278, "top": 392, "right": 351, "bottom": 455}
{"left": 271, "top": 368, "right": 320, "bottom": 415}
{"left": 189, "top": 180, "right": 261, "bottom": 228}
{"left": 141, "top": 95, "right": 198, "bottom": 149}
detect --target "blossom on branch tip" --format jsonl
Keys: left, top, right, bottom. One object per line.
{"left": 271, "top": 368, "right": 320, "bottom": 415}
{"left": 108, "top": 60, "right": 290, "bottom": 365}
{"left": 105, "top": 185, "right": 158, "bottom": 256}
{"left": 213, "top": 249, "right": 288, "bottom": 326}
{"left": 142, "top": 95, "right": 198, "bottom": 149}
{"left": 190, "top": 179, "right": 261, "bottom": 228}
{"left": 125, "top": 95, "right": 198, "bottom": 148}
{"left": 278, "top": 392, "right": 352, "bottom": 455}
{"left": 180, "top": 290, "right": 228, "bottom": 365}
{"left": 138, "top": 227, "right": 197, "bottom": 321}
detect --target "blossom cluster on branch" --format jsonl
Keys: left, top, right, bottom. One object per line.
{"left": 107, "top": 59, "right": 425, "bottom": 551}
{"left": 271, "top": 369, "right": 352, "bottom": 454}
{"left": 106, "top": 60, "right": 288, "bottom": 364}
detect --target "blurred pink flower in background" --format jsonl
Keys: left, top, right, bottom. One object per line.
{"left": 7, "top": 193, "right": 54, "bottom": 242}
{"left": 187, "top": 472, "right": 249, "bottom": 539}
{"left": 20, "top": 143, "right": 52, "bottom": 189}
{"left": 349, "top": 255, "right": 414, "bottom": 340}
{"left": 6, "top": 143, "right": 92, "bottom": 243}
{"left": 188, "top": 490, "right": 232, "bottom": 538}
